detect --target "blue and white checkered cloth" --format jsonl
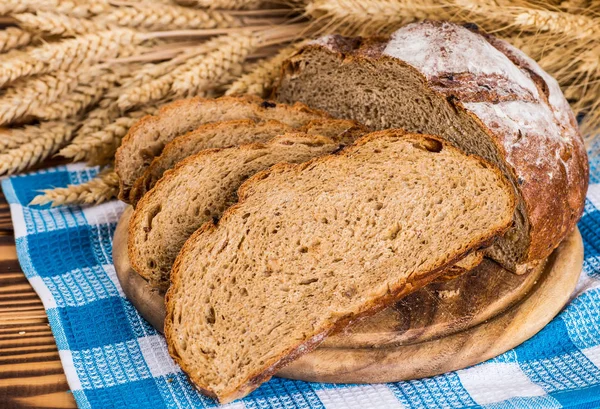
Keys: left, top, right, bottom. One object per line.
{"left": 3, "top": 159, "right": 600, "bottom": 409}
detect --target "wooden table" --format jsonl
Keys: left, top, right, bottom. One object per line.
{"left": 0, "top": 191, "right": 77, "bottom": 409}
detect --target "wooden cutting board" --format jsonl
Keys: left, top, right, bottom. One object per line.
{"left": 113, "top": 206, "right": 583, "bottom": 383}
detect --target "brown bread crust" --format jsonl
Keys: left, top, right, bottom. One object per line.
{"left": 165, "top": 131, "right": 516, "bottom": 403}
{"left": 276, "top": 21, "right": 588, "bottom": 264}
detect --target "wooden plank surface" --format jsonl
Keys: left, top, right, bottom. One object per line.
{"left": 0, "top": 191, "right": 77, "bottom": 409}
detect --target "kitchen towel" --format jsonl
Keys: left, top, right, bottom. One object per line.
{"left": 3, "top": 161, "right": 600, "bottom": 409}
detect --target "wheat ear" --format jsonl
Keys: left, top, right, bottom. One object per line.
{"left": 0, "top": 27, "right": 32, "bottom": 53}
{"left": 171, "top": 31, "right": 258, "bottom": 96}
{"left": 60, "top": 106, "right": 158, "bottom": 164}
{"left": 0, "top": 29, "right": 143, "bottom": 87}
{"left": 0, "top": 120, "right": 78, "bottom": 176}
{"left": 0, "top": 0, "right": 111, "bottom": 18}
{"left": 0, "top": 127, "right": 40, "bottom": 153}
{"left": 30, "top": 167, "right": 119, "bottom": 207}
{"left": 0, "top": 71, "right": 81, "bottom": 125}
{"left": 173, "top": 0, "right": 266, "bottom": 9}
{"left": 115, "top": 35, "right": 238, "bottom": 110}
{"left": 305, "top": 0, "right": 446, "bottom": 36}
{"left": 30, "top": 70, "right": 121, "bottom": 121}
{"left": 99, "top": 3, "right": 242, "bottom": 31}
{"left": 0, "top": 67, "right": 113, "bottom": 126}
{"left": 14, "top": 11, "right": 105, "bottom": 36}
{"left": 226, "top": 42, "right": 303, "bottom": 97}
{"left": 514, "top": 9, "right": 599, "bottom": 40}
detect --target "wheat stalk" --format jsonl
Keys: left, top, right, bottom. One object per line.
{"left": 0, "top": 0, "right": 111, "bottom": 18}
{"left": 226, "top": 42, "right": 303, "bottom": 96}
{"left": 99, "top": 3, "right": 242, "bottom": 31}
{"left": 30, "top": 167, "right": 119, "bottom": 207}
{"left": 171, "top": 31, "right": 259, "bottom": 96}
{"left": 0, "top": 27, "right": 32, "bottom": 53}
{"left": 60, "top": 106, "right": 158, "bottom": 164}
{"left": 0, "top": 120, "right": 78, "bottom": 176}
{"left": 14, "top": 11, "right": 105, "bottom": 36}
{"left": 0, "top": 29, "right": 143, "bottom": 87}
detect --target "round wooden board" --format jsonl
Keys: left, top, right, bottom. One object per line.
{"left": 113, "top": 206, "right": 583, "bottom": 383}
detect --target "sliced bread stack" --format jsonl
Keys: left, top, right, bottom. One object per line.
{"left": 129, "top": 119, "right": 367, "bottom": 290}
{"left": 165, "top": 130, "right": 515, "bottom": 403}
{"left": 275, "top": 20, "right": 589, "bottom": 273}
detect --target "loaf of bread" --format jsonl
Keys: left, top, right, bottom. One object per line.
{"left": 116, "top": 96, "right": 330, "bottom": 203}
{"left": 165, "top": 130, "right": 515, "bottom": 403}
{"left": 131, "top": 118, "right": 367, "bottom": 205}
{"left": 129, "top": 124, "right": 364, "bottom": 290}
{"left": 276, "top": 20, "right": 589, "bottom": 272}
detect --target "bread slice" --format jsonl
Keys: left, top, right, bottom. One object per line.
{"left": 116, "top": 95, "right": 330, "bottom": 203}
{"left": 129, "top": 130, "right": 362, "bottom": 290}
{"left": 275, "top": 21, "right": 588, "bottom": 271}
{"left": 165, "top": 130, "right": 515, "bottom": 403}
{"left": 131, "top": 118, "right": 366, "bottom": 205}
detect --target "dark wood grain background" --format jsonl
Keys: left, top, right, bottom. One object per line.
{"left": 0, "top": 191, "right": 76, "bottom": 409}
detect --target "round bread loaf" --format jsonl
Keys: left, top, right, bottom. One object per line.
{"left": 276, "top": 20, "right": 589, "bottom": 272}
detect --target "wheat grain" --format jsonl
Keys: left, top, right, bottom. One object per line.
{"left": 171, "top": 31, "right": 258, "bottom": 96}
{"left": 14, "top": 11, "right": 105, "bottom": 36}
{"left": 0, "top": 29, "right": 143, "bottom": 87}
{"left": 0, "top": 27, "right": 32, "bottom": 53}
{"left": 99, "top": 3, "right": 242, "bottom": 31}
{"left": 226, "top": 42, "right": 302, "bottom": 96}
{"left": 0, "top": 0, "right": 111, "bottom": 18}
{"left": 0, "top": 120, "right": 78, "bottom": 176}
{"left": 60, "top": 106, "right": 158, "bottom": 164}
{"left": 173, "top": 0, "right": 266, "bottom": 9}
{"left": 30, "top": 167, "right": 119, "bottom": 207}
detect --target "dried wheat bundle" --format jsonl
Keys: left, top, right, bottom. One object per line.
{"left": 0, "top": 27, "right": 32, "bottom": 53}
{"left": 0, "top": 0, "right": 111, "bottom": 18}
{"left": 30, "top": 167, "right": 119, "bottom": 207}
{"left": 14, "top": 11, "right": 106, "bottom": 36}
{"left": 226, "top": 41, "right": 303, "bottom": 96}
{"left": 0, "top": 120, "right": 78, "bottom": 176}
{"left": 99, "top": 3, "right": 242, "bottom": 30}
